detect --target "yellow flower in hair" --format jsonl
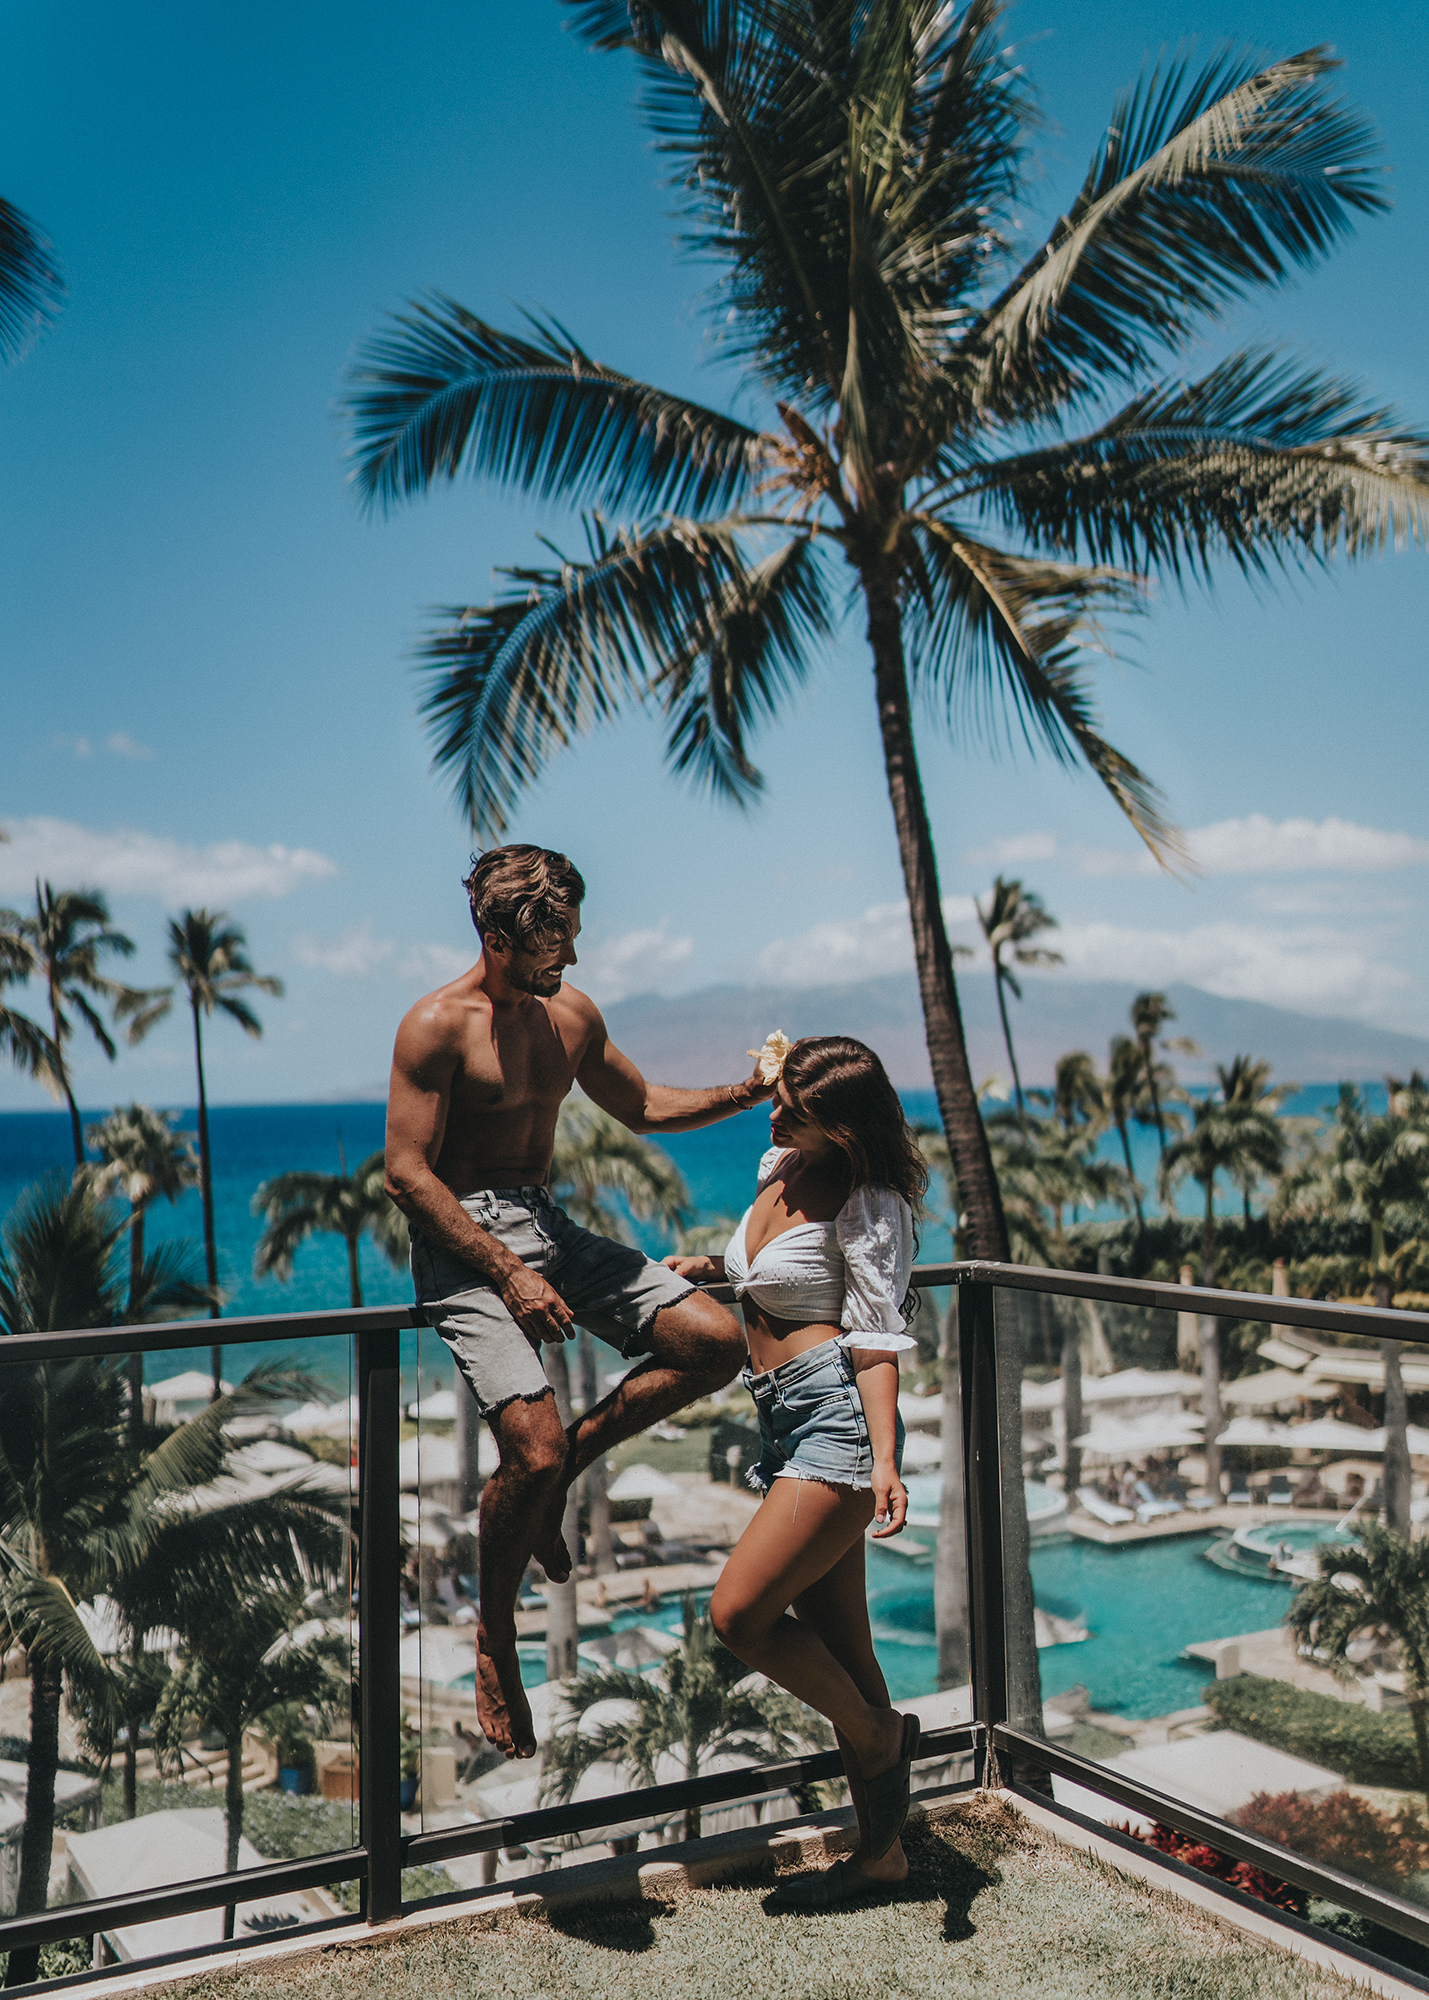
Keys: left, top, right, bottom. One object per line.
{"left": 747, "top": 1030, "right": 793, "bottom": 1085}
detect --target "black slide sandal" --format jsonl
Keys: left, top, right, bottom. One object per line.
{"left": 861, "top": 1713, "right": 919, "bottom": 1860}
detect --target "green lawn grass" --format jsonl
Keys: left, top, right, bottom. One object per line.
{"left": 169, "top": 1797, "right": 1371, "bottom": 2000}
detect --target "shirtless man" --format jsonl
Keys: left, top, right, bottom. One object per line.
{"left": 384, "top": 844, "right": 772, "bottom": 1759}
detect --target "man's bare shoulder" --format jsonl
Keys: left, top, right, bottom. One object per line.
{"left": 395, "top": 970, "right": 487, "bottom": 1059}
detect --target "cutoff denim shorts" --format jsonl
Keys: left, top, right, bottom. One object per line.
{"left": 411, "top": 1187, "right": 694, "bottom": 1419}
{"left": 743, "top": 1339, "right": 906, "bottom": 1495}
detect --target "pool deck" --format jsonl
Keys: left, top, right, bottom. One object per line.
{"left": 1066, "top": 1504, "right": 1345, "bottom": 1547}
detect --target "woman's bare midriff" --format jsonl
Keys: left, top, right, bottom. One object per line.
{"left": 742, "top": 1301, "right": 844, "bottom": 1377}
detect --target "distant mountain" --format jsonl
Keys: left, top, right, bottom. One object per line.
{"left": 603, "top": 976, "right": 1429, "bottom": 1090}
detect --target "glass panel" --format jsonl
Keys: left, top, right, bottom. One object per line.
{"left": 994, "top": 1280, "right": 1429, "bottom": 1961}
{"left": 0, "top": 1332, "right": 359, "bottom": 1981}
{"left": 403, "top": 1290, "right": 973, "bottom": 1897}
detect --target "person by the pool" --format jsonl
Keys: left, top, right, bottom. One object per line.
{"left": 664, "top": 1034, "right": 925, "bottom": 1904}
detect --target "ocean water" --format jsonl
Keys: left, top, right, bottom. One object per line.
{"left": 0, "top": 1081, "right": 1347, "bottom": 1398}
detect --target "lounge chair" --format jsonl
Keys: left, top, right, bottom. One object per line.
{"left": 1076, "top": 1487, "right": 1134, "bottom": 1526}
{"left": 1267, "top": 1473, "right": 1293, "bottom": 1506}
{"left": 1227, "top": 1473, "right": 1252, "bottom": 1505}
{"left": 1133, "top": 1480, "right": 1183, "bottom": 1523}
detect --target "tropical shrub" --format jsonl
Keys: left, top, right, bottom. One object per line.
{"left": 1116, "top": 1819, "right": 1304, "bottom": 1915}
{"left": 1233, "top": 1789, "right": 1429, "bottom": 1889}
{"left": 1205, "top": 1677, "right": 1421, "bottom": 1790}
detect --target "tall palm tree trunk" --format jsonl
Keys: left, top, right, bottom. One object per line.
{"left": 128, "top": 1202, "right": 146, "bottom": 1434}
{"left": 864, "top": 566, "right": 1008, "bottom": 1262}
{"left": 345, "top": 1232, "right": 364, "bottom": 1310}
{"left": 190, "top": 1001, "right": 223, "bottom": 1396}
{"left": 5, "top": 1652, "right": 63, "bottom": 1987}
{"left": 1408, "top": 1691, "right": 1429, "bottom": 1811}
{"left": 123, "top": 1635, "right": 141, "bottom": 1819}
{"left": 50, "top": 983, "right": 83, "bottom": 1169}
{"left": 222, "top": 1724, "right": 244, "bottom": 1939}
{"left": 1115, "top": 1118, "right": 1145, "bottom": 1234}
{"left": 1199, "top": 1185, "right": 1223, "bottom": 1503}
{"left": 1063, "top": 1309, "right": 1084, "bottom": 1505}
{"left": 1141, "top": 1039, "right": 1166, "bottom": 1155}
{"left": 992, "top": 964, "right": 1025, "bottom": 1114}
{"left": 578, "top": 1332, "right": 614, "bottom": 1577}
{"left": 1382, "top": 1338, "right": 1411, "bottom": 1537}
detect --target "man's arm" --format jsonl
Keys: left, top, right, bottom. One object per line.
{"left": 574, "top": 1000, "right": 773, "bottom": 1135}
{"left": 384, "top": 1002, "right": 575, "bottom": 1343}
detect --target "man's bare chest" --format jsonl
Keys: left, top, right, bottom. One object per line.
{"left": 453, "top": 1003, "right": 583, "bottom": 1111}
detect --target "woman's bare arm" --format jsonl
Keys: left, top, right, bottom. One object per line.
{"left": 852, "top": 1352, "right": 907, "bottom": 1538}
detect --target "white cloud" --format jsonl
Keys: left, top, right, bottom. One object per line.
{"left": 292, "top": 922, "right": 396, "bottom": 977}
{"left": 575, "top": 926, "right": 694, "bottom": 1002}
{"left": 0, "top": 816, "right": 337, "bottom": 904}
{"left": 757, "top": 898, "right": 978, "bottom": 987}
{"left": 51, "top": 734, "right": 93, "bottom": 758}
{"left": 1045, "top": 919, "right": 1410, "bottom": 1018}
{"left": 398, "top": 942, "right": 473, "bottom": 984}
{"left": 962, "top": 831, "right": 1058, "bottom": 869}
{"left": 105, "top": 731, "right": 153, "bottom": 760}
{"left": 1071, "top": 815, "right": 1429, "bottom": 879}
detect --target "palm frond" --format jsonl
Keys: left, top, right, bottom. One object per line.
{"left": 963, "top": 348, "right": 1429, "bottom": 578}
{"left": 418, "top": 515, "right": 828, "bottom": 838}
{"left": 904, "top": 520, "right": 1183, "bottom": 865}
{"left": 967, "top": 44, "right": 1384, "bottom": 414}
{"left": 345, "top": 295, "right": 766, "bottom": 518}
{"left": 0, "top": 196, "right": 64, "bottom": 362}
{"left": 0, "top": 1005, "right": 63, "bottom": 1096}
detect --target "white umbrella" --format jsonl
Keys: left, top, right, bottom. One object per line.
{"left": 1283, "top": 1418, "right": 1385, "bottom": 1453}
{"left": 1072, "top": 1414, "right": 1204, "bottom": 1456}
{"left": 1215, "top": 1417, "right": 1293, "bottom": 1446}
{"left": 406, "top": 1389, "right": 460, "bottom": 1422}
{"left": 1364, "top": 1425, "right": 1429, "bottom": 1457}
{"left": 1221, "top": 1369, "right": 1314, "bottom": 1413}
{"left": 899, "top": 1430, "right": 944, "bottom": 1469}
{"left": 607, "top": 1463, "right": 682, "bottom": 1500}
{"left": 284, "top": 1396, "right": 359, "bottom": 1439}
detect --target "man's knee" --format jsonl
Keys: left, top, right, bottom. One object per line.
{"left": 654, "top": 1295, "right": 744, "bottom": 1385}
{"left": 490, "top": 1393, "right": 568, "bottom": 1485}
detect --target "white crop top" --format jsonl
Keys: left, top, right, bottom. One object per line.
{"left": 722, "top": 1148, "right": 917, "bottom": 1352}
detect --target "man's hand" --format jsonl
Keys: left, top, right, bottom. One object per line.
{"left": 498, "top": 1265, "right": 575, "bottom": 1344}
{"left": 663, "top": 1254, "right": 720, "bottom": 1283}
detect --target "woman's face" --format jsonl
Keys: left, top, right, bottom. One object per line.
{"left": 769, "top": 1079, "right": 834, "bottom": 1159}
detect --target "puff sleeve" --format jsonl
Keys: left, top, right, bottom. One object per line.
{"left": 755, "top": 1146, "right": 793, "bottom": 1190}
{"left": 835, "top": 1185, "right": 918, "bottom": 1352}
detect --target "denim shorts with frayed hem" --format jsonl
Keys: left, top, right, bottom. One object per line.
{"left": 412, "top": 1187, "right": 694, "bottom": 1420}
{"left": 743, "top": 1338, "right": 906, "bottom": 1495}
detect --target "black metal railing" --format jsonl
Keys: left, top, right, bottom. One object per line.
{"left": 2, "top": 1259, "right": 1428, "bottom": 1985}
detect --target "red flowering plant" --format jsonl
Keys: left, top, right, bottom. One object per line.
{"left": 1113, "top": 1819, "right": 1307, "bottom": 1916}
{"left": 1233, "top": 1789, "right": 1429, "bottom": 1891}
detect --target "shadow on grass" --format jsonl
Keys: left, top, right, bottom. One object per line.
{"left": 759, "top": 1824, "right": 998, "bottom": 1940}
{"left": 547, "top": 1896, "right": 679, "bottom": 1954}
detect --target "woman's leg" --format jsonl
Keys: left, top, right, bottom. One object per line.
{"left": 791, "top": 1538, "right": 907, "bottom": 1882}
{"left": 710, "top": 1477, "right": 904, "bottom": 1788}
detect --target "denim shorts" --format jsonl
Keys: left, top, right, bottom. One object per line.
{"left": 411, "top": 1187, "right": 694, "bottom": 1419}
{"left": 743, "top": 1339, "right": 906, "bottom": 1495}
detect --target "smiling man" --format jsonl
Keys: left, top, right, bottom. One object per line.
{"left": 384, "top": 844, "right": 770, "bottom": 1758}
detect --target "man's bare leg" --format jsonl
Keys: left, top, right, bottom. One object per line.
{"left": 475, "top": 1391, "right": 568, "bottom": 1757}
{"left": 532, "top": 1293, "right": 742, "bottom": 1560}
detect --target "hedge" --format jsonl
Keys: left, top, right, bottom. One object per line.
{"left": 1206, "top": 1675, "right": 1426, "bottom": 1792}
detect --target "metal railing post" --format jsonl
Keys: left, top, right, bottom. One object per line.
{"left": 959, "top": 1280, "right": 1008, "bottom": 1753}
{"left": 358, "top": 1325, "right": 403, "bottom": 1922}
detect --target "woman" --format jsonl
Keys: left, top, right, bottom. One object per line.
{"left": 665, "top": 1036, "right": 926, "bottom": 1905}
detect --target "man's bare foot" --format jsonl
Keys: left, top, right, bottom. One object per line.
{"left": 475, "top": 1630, "right": 536, "bottom": 1759}
{"left": 530, "top": 1483, "right": 574, "bottom": 1583}
{"left": 856, "top": 1836, "right": 909, "bottom": 1884}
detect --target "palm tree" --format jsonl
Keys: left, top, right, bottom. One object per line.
{"left": 152, "top": 1585, "right": 349, "bottom": 1933}
{"left": 1105, "top": 1034, "right": 1151, "bottom": 1233}
{"left": 343, "top": 7, "right": 1427, "bottom": 1262}
{"left": 1277, "top": 1086, "right": 1429, "bottom": 1536}
{"left": 124, "top": 911, "right": 284, "bottom": 1398}
{"left": 85, "top": 1102, "right": 203, "bottom": 1437}
{"left": 0, "top": 924, "right": 61, "bottom": 1102}
{"left": 0, "top": 1175, "right": 226, "bottom": 1988}
{"left": 977, "top": 878, "right": 1063, "bottom": 1114}
{"left": 1285, "top": 1522, "right": 1429, "bottom": 1807}
{"left": 1216, "top": 1056, "right": 1293, "bottom": 1218}
{"left": 0, "top": 191, "right": 63, "bottom": 362}
{"left": 0, "top": 885, "right": 149, "bottom": 1164}
{"left": 541, "top": 1595, "right": 827, "bottom": 1841}
{"left": 1130, "top": 993, "right": 1176, "bottom": 1156}
{"left": 253, "top": 1143, "right": 408, "bottom": 1309}
{"left": 1160, "top": 1091, "right": 1284, "bottom": 1502}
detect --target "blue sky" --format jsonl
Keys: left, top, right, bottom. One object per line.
{"left": 1, "top": 0, "right": 1426, "bottom": 1109}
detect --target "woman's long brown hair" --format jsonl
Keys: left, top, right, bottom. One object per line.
{"left": 780, "top": 1037, "right": 928, "bottom": 1210}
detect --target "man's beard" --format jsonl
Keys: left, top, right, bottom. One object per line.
{"left": 511, "top": 965, "right": 564, "bottom": 997}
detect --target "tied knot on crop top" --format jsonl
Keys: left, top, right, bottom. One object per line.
{"left": 722, "top": 1148, "right": 918, "bottom": 1353}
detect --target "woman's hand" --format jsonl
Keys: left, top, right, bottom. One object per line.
{"left": 662, "top": 1253, "right": 721, "bottom": 1283}
{"left": 870, "top": 1460, "right": 908, "bottom": 1538}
